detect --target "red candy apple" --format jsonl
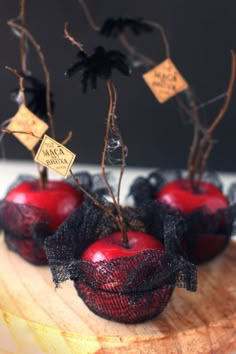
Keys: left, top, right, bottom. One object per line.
{"left": 81, "top": 230, "right": 164, "bottom": 262}
{"left": 76, "top": 231, "right": 173, "bottom": 323}
{"left": 156, "top": 179, "right": 230, "bottom": 263}
{"left": 4, "top": 180, "right": 83, "bottom": 264}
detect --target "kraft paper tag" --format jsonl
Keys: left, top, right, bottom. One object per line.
{"left": 6, "top": 104, "right": 49, "bottom": 150}
{"left": 143, "top": 58, "right": 189, "bottom": 103}
{"left": 34, "top": 134, "right": 76, "bottom": 178}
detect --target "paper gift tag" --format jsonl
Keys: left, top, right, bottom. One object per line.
{"left": 34, "top": 134, "right": 76, "bottom": 178}
{"left": 143, "top": 58, "right": 188, "bottom": 103}
{"left": 6, "top": 104, "right": 49, "bottom": 150}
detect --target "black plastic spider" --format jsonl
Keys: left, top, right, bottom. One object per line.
{"left": 11, "top": 73, "right": 54, "bottom": 122}
{"left": 65, "top": 46, "right": 131, "bottom": 93}
{"left": 100, "top": 17, "right": 153, "bottom": 38}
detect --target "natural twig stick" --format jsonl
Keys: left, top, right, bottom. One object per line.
{"left": 118, "top": 34, "right": 156, "bottom": 67}
{"left": 78, "top": 0, "right": 171, "bottom": 59}
{"left": 69, "top": 169, "right": 121, "bottom": 227}
{"left": 64, "top": 22, "right": 85, "bottom": 51}
{"left": 61, "top": 131, "right": 73, "bottom": 146}
{"left": 78, "top": 2, "right": 194, "bottom": 124}
{"left": 144, "top": 20, "right": 170, "bottom": 59}
{"left": 187, "top": 91, "right": 202, "bottom": 190}
{"left": 110, "top": 81, "right": 127, "bottom": 206}
{"left": 69, "top": 169, "right": 111, "bottom": 212}
{"left": 5, "top": 64, "right": 48, "bottom": 188}
{"left": 31, "top": 148, "right": 48, "bottom": 189}
{"left": 1, "top": 128, "right": 42, "bottom": 140}
{"left": 65, "top": 23, "right": 127, "bottom": 242}
{"left": 5, "top": 66, "right": 26, "bottom": 105}
{"left": 102, "top": 81, "right": 119, "bottom": 208}
{"left": 119, "top": 19, "right": 172, "bottom": 64}
{"left": 1, "top": 126, "right": 47, "bottom": 187}
{"left": 198, "top": 140, "right": 213, "bottom": 186}
{"left": 20, "top": 0, "right": 27, "bottom": 73}
{"left": 2, "top": 128, "right": 73, "bottom": 147}
{"left": 78, "top": 0, "right": 100, "bottom": 32}
{"left": 191, "top": 50, "right": 236, "bottom": 188}
{"left": 7, "top": 20, "right": 56, "bottom": 139}
{"left": 102, "top": 80, "right": 127, "bottom": 242}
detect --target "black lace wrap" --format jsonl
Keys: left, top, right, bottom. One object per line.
{"left": 0, "top": 172, "right": 104, "bottom": 265}
{"left": 45, "top": 199, "right": 197, "bottom": 323}
{"left": 130, "top": 169, "right": 236, "bottom": 265}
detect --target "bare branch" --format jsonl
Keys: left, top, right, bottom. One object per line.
{"left": 191, "top": 50, "right": 236, "bottom": 188}
{"left": 5, "top": 66, "right": 26, "bottom": 105}
{"left": 7, "top": 20, "right": 56, "bottom": 139}
{"left": 78, "top": 0, "right": 100, "bottom": 32}
{"left": 20, "top": 0, "right": 27, "bottom": 73}
{"left": 198, "top": 140, "right": 213, "bottom": 185}
{"left": 61, "top": 131, "right": 73, "bottom": 146}
{"left": 64, "top": 22, "right": 86, "bottom": 52}
{"left": 69, "top": 169, "right": 117, "bottom": 223}
{"left": 144, "top": 19, "right": 171, "bottom": 59}
{"left": 102, "top": 80, "right": 127, "bottom": 243}
{"left": 1, "top": 128, "right": 42, "bottom": 140}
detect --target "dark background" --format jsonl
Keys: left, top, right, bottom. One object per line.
{"left": 0, "top": 0, "right": 235, "bottom": 171}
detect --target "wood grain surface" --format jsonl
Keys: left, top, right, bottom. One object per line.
{"left": 0, "top": 233, "right": 235, "bottom": 354}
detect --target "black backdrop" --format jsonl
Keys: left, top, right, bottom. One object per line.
{"left": 0, "top": 0, "right": 235, "bottom": 171}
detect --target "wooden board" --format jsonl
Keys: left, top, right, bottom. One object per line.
{"left": 0, "top": 233, "right": 235, "bottom": 354}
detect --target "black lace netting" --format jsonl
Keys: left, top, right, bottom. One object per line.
{"left": 0, "top": 172, "right": 106, "bottom": 265}
{"left": 130, "top": 169, "right": 236, "bottom": 265}
{"left": 45, "top": 199, "right": 197, "bottom": 324}
{"left": 1, "top": 201, "right": 51, "bottom": 265}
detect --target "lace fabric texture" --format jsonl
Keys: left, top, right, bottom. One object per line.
{"left": 45, "top": 199, "right": 197, "bottom": 323}
{"left": 0, "top": 172, "right": 104, "bottom": 265}
{"left": 130, "top": 169, "right": 236, "bottom": 264}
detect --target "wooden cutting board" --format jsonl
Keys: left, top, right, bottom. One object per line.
{"left": 0, "top": 233, "right": 235, "bottom": 354}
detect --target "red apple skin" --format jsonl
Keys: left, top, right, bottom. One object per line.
{"left": 4, "top": 180, "right": 83, "bottom": 264}
{"left": 81, "top": 231, "right": 165, "bottom": 262}
{"left": 76, "top": 231, "right": 173, "bottom": 323}
{"left": 156, "top": 179, "right": 230, "bottom": 264}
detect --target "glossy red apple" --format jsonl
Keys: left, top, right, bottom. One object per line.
{"left": 4, "top": 180, "right": 83, "bottom": 264}
{"left": 81, "top": 230, "right": 165, "bottom": 262}
{"left": 156, "top": 179, "right": 230, "bottom": 263}
{"left": 76, "top": 231, "right": 173, "bottom": 323}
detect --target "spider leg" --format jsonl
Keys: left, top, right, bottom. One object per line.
{"left": 134, "top": 20, "right": 153, "bottom": 35}
{"left": 76, "top": 51, "right": 88, "bottom": 60}
{"left": 112, "top": 58, "right": 131, "bottom": 76}
{"left": 100, "top": 18, "right": 115, "bottom": 37}
{"left": 108, "top": 50, "right": 130, "bottom": 76}
{"left": 115, "top": 18, "right": 124, "bottom": 37}
{"left": 131, "top": 23, "right": 141, "bottom": 35}
{"left": 124, "top": 18, "right": 141, "bottom": 35}
{"left": 109, "top": 50, "right": 126, "bottom": 61}
{"left": 65, "top": 61, "right": 84, "bottom": 77}
{"left": 91, "top": 71, "right": 98, "bottom": 90}
{"left": 81, "top": 70, "right": 90, "bottom": 93}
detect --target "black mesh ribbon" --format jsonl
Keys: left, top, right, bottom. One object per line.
{"left": 0, "top": 172, "right": 107, "bottom": 265}
{"left": 130, "top": 169, "right": 236, "bottom": 264}
{"left": 45, "top": 199, "right": 197, "bottom": 323}
{"left": 0, "top": 201, "right": 50, "bottom": 265}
